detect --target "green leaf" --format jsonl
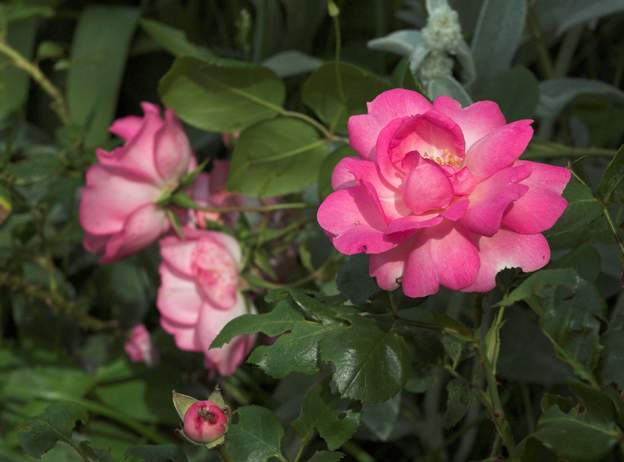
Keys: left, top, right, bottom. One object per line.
{"left": 336, "top": 254, "right": 379, "bottom": 305}
{"left": 171, "top": 391, "right": 197, "bottom": 421}
{"left": 477, "top": 66, "right": 539, "bottom": 120}
{"left": 319, "top": 317, "right": 411, "bottom": 403}
{"left": 545, "top": 177, "right": 603, "bottom": 249}
{"left": 597, "top": 144, "right": 624, "bottom": 204}
{"left": 18, "top": 401, "right": 88, "bottom": 458}
{"left": 537, "top": 78, "right": 624, "bottom": 121}
{"left": 537, "top": 0, "right": 624, "bottom": 36}
{"left": 302, "top": 62, "right": 391, "bottom": 133}
{"left": 0, "top": 18, "right": 37, "bottom": 118}
{"left": 426, "top": 76, "right": 472, "bottom": 106}
{"left": 0, "top": 184, "right": 11, "bottom": 224}
{"left": 248, "top": 322, "right": 341, "bottom": 378}
{"left": 533, "top": 405, "right": 620, "bottom": 461}
{"left": 228, "top": 117, "right": 329, "bottom": 197}
{"left": 484, "top": 306, "right": 505, "bottom": 376}
{"left": 360, "top": 393, "right": 401, "bottom": 441}
{"left": 67, "top": 6, "right": 139, "bottom": 145}
{"left": 471, "top": 0, "right": 527, "bottom": 84}
{"left": 225, "top": 406, "right": 285, "bottom": 462}
{"left": 293, "top": 385, "right": 360, "bottom": 451}
{"left": 160, "top": 56, "right": 285, "bottom": 132}
{"left": 599, "top": 312, "right": 624, "bottom": 388}
{"left": 444, "top": 378, "right": 473, "bottom": 429}
{"left": 6, "top": 155, "right": 63, "bottom": 186}
{"left": 139, "top": 19, "right": 211, "bottom": 59}
{"left": 211, "top": 300, "right": 303, "bottom": 348}
{"left": 307, "top": 452, "right": 344, "bottom": 462}
{"left": 500, "top": 269, "right": 606, "bottom": 383}
{"left": 517, "top": 437, "right": 558, "bottom": 462}
{"left": 124, "top": 445, "right": 188, "bottom": 462}
{"left": 318, "top": 145, "right": 353, "bottom": 200}
{"left": 263, "top": 50, "right": 322, "bottom": 78}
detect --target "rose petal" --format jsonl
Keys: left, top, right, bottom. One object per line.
{"left": 403, "top": 155, "right": 454, "bottom": 214}
{"left": 80, "top": 165, "right": 161, "bottom": 235}
{"left": 154, "top": 109, "right": 193, "bottom": 182}
{"left": 348, "top": 89, "right": 432, "bottom": 158}
{"left": 102, "top": 203, "right": 169, "bottom": 262}
{"left": 110, "top": 116, "right": 143, "bottom": 141}
{"left": 462, "top": 230, "right": 550, "bottom": 292}
{"left": 460, "top": 165, "right": 531, "bottom": 236}
{"left": 157, "top": 262, "right": 202, "bottom": 325}
{"left": 464, "top": 120, "right": 534, "bottom": 180}
{"left": 433, "top": 96, "right": 506, "bottom": 149}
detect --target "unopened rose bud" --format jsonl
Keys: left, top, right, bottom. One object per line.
{"left": 183, "top": 401, "right": 228, "bottom": 443}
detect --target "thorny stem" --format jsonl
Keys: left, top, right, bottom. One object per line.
{"left": 0, "top": 271, "right": 118, "bottom": 331}
{"left": 0, "top": 39, "right": 70, "bottom": 125}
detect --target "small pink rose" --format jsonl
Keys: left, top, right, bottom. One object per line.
{"left": 318, "top": 89, "right": 571, "bottom": 298}
{"left": 183, "top": 400, "right": 228, "bottom": 443}
{"left": 157, "top": 228, "right": 255, "bottom": 376}
{"left": 80, "top": 102, "right": 196, "bottom": 263}
{"left": 124, "top": 324, "right": 157, "bottom": 366}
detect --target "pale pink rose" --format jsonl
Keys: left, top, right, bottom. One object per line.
{"left": 157, "top": 228, "right": 255, "bottom": 376}
{"left": 317, "top": 89, "right": 571, "bottom": 298}
{"left": 80, "top": 102, "right": 196, "bottom": 263}
{"left": 189, "top": 161, "right": 243, "bottom": 228}
{"left": 124, "top": 324, "right": 157, "bottom": 366}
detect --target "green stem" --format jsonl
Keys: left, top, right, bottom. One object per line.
{"left": 478, "top": 307, "right": 516, "bottom": 455}
{"left": 293, "top": 434, "right": 312, "bottom": 462}
{"left": 281, "top": 109, "right": 336, "bottom": 141}
{"left": 527, "top": 6, "right": 554, "bottom": 79}
{"left": 523, "top": 142, "right": 617, "bottom": 160}
{"left": 0, "top": 271, "right": 118, "bottom": 331}
{"left": 342, "top": 441, "right": 375, "bottom": 462}
{"left": 36, "top": 392, "right": 168, "bottom": 444}
{"left": 0, "top": 39, "right": 70, "bottom": 125}
{"left": 601, "top": 205, "right": 624, "bottom": 266}
{"left": 198, "top": 201, "right": 312, "bottom": 214}
{"left": 520, "top": 384, "right": 536, "bottom": 434}
{"left": 554, "top": 25, "right": 584, "bottom": 78}
{"left": 216, "top": 446, "right": 234, "bottom": 462}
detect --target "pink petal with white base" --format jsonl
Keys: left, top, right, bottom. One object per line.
{"left": 80, "top": 165, "right": 160, "bottom": 235}
{"left": 102, "top": 204, "right": 169, "bottom": 263}
{"left": 463, "top": 230, "right": 550, "bottom": 292}
{"left": 403, "top": 155, "right": 453, "bottom": 214}
{"left": 110, "top": 116, "right": 143, "bottom": 141}
{"left": 369, "top": 242, "right": 410, "bottom": 291}
{"left": 157, "top": 263, "right": 203, "bottom": 325}
{"left": 317, "top": 184, "right": 394, "bottom": 255}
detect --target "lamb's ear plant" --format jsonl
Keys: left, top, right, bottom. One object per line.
{"left": 2, "top": 1, "right": 624, "bottom": 461}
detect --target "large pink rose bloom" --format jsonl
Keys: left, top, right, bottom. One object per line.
{"left": 317, "top": 89, "right": 571, "bottom": 297}
{"left": 80, "top": 103, "right": 196, "bottom": 263}
{"left": 157, "top": 228, "right": 255, "bottom": 376}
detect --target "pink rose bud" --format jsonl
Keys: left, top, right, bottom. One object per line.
{"left": 183, "top": 401, "right": 228, "bottom": 443}
{"left": 317, "top": 89, "right": 571, "bottom": 297}
{"left": 124, "top": 324, "right": 156, "bottom": 366}
{"left": 80, "top": 102, "right": 197, "bottom": 263}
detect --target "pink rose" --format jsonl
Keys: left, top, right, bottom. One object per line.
{"left": 157, "top": 228, "right": 255, "bottom": 376}
{"left": 80, "top": 102, "right": 196, "bottom": 263}
{"left": 317, "top": 89, "right": 571, "bottom": 298}
{"left": 124, "top": 324, "right": 157, "bottom": 366}
{"left": 189, "top": 160, "right": 243, "bottom": 228}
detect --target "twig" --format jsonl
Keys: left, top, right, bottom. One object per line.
{"left": 0, "top": 39, "right": 70, "bottom": 125}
